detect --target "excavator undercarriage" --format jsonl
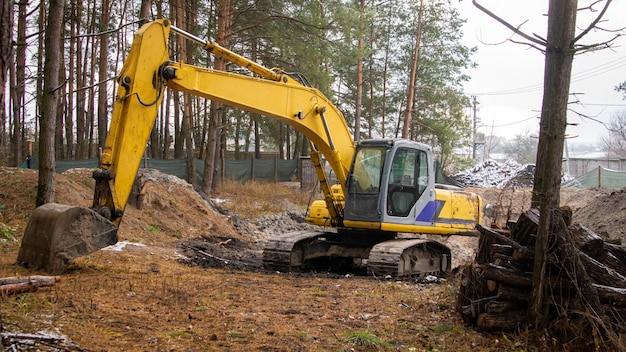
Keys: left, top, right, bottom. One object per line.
{"left": 262, "top": 230, "right": 452, "bottom": 278}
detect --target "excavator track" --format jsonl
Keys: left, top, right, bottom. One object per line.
{"left": 262, "top": 231, "right": 330, "bottom": 272}
{"left": 264, "top": 232, "right": 452, "bottom": 278}
{"left": 367, "top": 239, "right": 451, "bottom": 278}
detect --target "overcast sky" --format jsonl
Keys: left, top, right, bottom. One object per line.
{"left": 455, "top": 0, "right": 626, "bottom": 144}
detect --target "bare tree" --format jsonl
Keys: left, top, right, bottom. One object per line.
{"left": 601, "top": 110, "right": 626, "bottom": 158}
{"left": 503, "top": 131, "right": 538, "bottom": 164}
{"left": 37, "top": 0, "right": 65, "bottom": 206}
{"left": 616, "top": 81, "right": 626, "bottom": 99}
{"left": 474, "top": 0, "right": 623, "bottom": 334}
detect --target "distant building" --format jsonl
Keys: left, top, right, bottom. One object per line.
{"left": 564, "top": 151, "right": 626, "bottom": 177}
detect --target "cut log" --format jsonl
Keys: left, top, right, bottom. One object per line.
{"left": 476, "top": 232, "right": 495, "bottom": 264}
{"left": 0, "top": 275, "right": 60, "bottom": 285}
{"left": 579, "top": 251, "right": 626, "bottom": 289}
{"left": 510, "top": 208, "right": 539, "bottom": 246}
{"left": 479, "top": 263, "right": 533, "bottom": 288}
{"left": 492, "top": 244, "right": 514, "bottom": 257}
{"left": 477, "top": 224, "right": 531, "bottom": 254}
{"left": 555, "top": 229, "right": 609, "bottom": 325}
{"left": 604, "top": 242, "right": 626, "bottom": 265}
{"left": 497, "top": 284, "right": 531, "bottom": 303}
{"left": 485, "top": 299, "right": 526, "bottom": 314}
{"left": 602, "top": 252, "right": 626, "bottom": 278}
{"left": 458, "top": 264, "right": 491, "bottom": 323}
{"left": 593, "top": 284, "right": 626, "bottom": 306}
{"left": 469, "top": 296, "right": 499, "bottom": 319}
{"left": 477, "top": 309, "right": 527, "bottom": 331}
{"left": 570, "top": 224, "right": 604, "bottom": 260}
{"left": 0, "top": 276, "right": 60, "bottom": 295}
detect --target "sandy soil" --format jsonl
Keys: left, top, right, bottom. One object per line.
{"left": 0, "top": 167, "right": 617, "bottom": 351}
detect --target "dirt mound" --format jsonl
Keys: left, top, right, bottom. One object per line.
{"left": 574, "top": 187, "right": 626, "bottom": 240}
{"left": 468, "top": 186, "right": 612, "bottom": 229}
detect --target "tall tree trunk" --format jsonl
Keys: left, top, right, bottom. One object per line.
{"left": 254, "top": 116, "right": 260, "bottom": 159}
{"left": 87, "top": 14, "right": 97, "bottom": 158}
{"left": 11, "top": 0, "right": 28, "bottom": 166}
{"left": 1, "top": 0, "right": 14, "bottom": 164}
{"left": 162, "top": 89, "right": 172, "bottom": 158}
{"left": 173, "top": 91, "right": 183, "bottom": 158}
{"left": 286, "top": 125, "right": 291, "bottom": 159}
{"left": 244, "top": 114, "right": 253, "bottom": 160}
{"left": 291, "top": 131, "right": 301, "bottom": 159}
{"left": 279, "top": 123, "right": 284, "bottom": 159}
{"left": 380, "top": 5, "right": 392, "bottom": 138}
{"left": 528, "top": 0, "right": 577, "bottom": 329}
{"left": 354, "top": 0, "right": 364, "bottom": 143}
{"left": 56, "top": 55, "right": 66, "bottom": 159}
{"left": 367, "top": 24, "right": 374, "bottom": 139}
{"left": 75, "top": 1, "right": 86, "bottom": 158}
{"left": 139, "top": 0, "right": 152, "bottom": 26}
{"left": 171, "top": 0, "right": 183, "bottom": 158}
{"left": 202, "top": 0, "right": 232, "bottom": 195}
{"left": 139, "top": 0, "right": 159, "bottom": 159}
{"left": 66, "top": 4, "right": 77, "bottom": 159}
{"left": 37, "top": 0, "right": 65, "bottom": 206}
{"left": 402, "top": 0, "right": 423, "bottom": 139}
{"left": 233, "top": 110, "right": 241, "bottom": 159}
{"left": 35, "top": 0, "right": 46, "bottom": 151}
{"left": 179, "top": 0, "right": 196, "bottom": 186}
{"left": 97, "top": 0, "right": 110, "bottom": 149}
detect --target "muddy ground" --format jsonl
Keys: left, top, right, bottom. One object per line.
{"left": 0, "top": 167, "right": 620, "bottom": 351}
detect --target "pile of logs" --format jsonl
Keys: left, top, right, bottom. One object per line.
{"left": 458, "top": 207, "right": 626, "bottom": 333}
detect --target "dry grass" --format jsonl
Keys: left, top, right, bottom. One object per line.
{"left": 2, "top": 246, "right": 509, "bottom": 351}
{"left": 215, "top": 179, "right": 320, "bottom": 219}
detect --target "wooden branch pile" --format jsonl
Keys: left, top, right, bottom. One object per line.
{"left": 457, "top": 208, "right": 626, "bottom": 334}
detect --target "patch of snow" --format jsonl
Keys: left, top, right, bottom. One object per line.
{"left": 451, "top": 159, "right": 573, "bottom": 188}
{"left": 211, "top": 198, "right": 228, "bottom": 204}
{"left": 102, "top": 241, "right": 146, "bottom": 252}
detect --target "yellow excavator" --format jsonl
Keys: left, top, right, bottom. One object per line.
{"left": 18, "top": 19, "right": 482, "bottom": 276}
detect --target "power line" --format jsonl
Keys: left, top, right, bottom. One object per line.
{"left": 468, "top": 56, "right": 626, "bottom": 96}
{"left": 486, "top": 114, "right": 539, "bottom": 128}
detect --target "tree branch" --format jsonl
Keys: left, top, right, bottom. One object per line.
{"left": 574, "top": 34, "right": 621, "bottom": 52}
{"left": 472, "top": 0, "right": 547, "bottom": 48}
{"left": 573, "top": 0, "right": 612, "bottom": 44}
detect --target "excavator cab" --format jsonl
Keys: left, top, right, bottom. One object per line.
{"left": 344, "top": 139, "right": 435, "bottom": 226}
{"left": 343, "top": 138, "right": 480, "bottom": 235}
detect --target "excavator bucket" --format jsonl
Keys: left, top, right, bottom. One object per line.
{"left": 17, "top": 203, "right": 118, "bottom": 274}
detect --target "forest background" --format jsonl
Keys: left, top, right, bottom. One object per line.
{"left": 0, "top": 0, "right": 476, "bottom": 195}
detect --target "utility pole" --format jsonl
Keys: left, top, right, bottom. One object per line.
{"left": 471, "top": 96, "right": 483, "bottom": 159}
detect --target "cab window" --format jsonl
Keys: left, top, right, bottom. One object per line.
{"left": 387, "top": 148, "right": 428, "bottom": 217}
